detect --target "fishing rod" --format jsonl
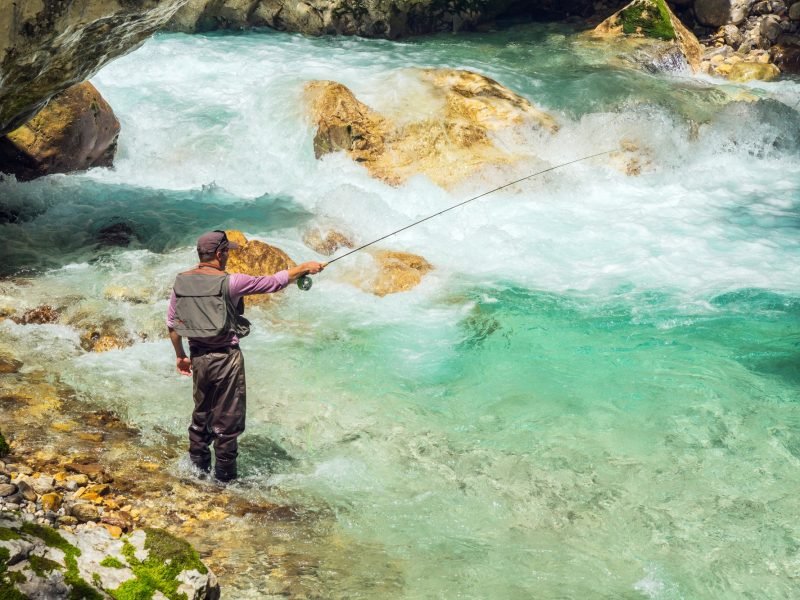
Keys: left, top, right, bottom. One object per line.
{"left": 297, "top": 148, "right": 616, "bottom": 290}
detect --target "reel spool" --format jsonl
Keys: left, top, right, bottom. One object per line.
{"left": 297, "top": 275, "right": 313, "bottom": 291}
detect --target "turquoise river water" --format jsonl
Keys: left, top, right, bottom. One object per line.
{"left": 1, "top": 24, "right": 800, "bottom": 599}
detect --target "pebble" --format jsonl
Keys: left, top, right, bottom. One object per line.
{"left": 17, "top": 479, "right": 37, "bottom": 501}
{"left": 0, "top": 483, "right": 17, "bottom": 497}
{"left": 71, "top": 502, "right": 100, "bottom": 523}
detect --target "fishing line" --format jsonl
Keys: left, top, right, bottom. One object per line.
{"left": 297, "top": 148, "right": 616, "bottom": 290}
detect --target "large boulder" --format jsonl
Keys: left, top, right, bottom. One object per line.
{"left": 0, "top": 0, "right": 185, "bottom": 137}
{"left": 305, "top": 69, "right": 558, "bottom": 189}
{"left": 593, "top": 0, "right": 703, "bottom": 73}
{"left": 0, "top": 82, "right": 120, "bottom": 180}
{"left": 225, "top": 230, "right": 296, "bottom": 305}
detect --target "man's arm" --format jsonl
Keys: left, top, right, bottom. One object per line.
{"left": 168, "top": 327, "right": 191, "bottom": 376}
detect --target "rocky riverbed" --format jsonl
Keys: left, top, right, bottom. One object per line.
{"left": 0, "top": 368, "right": 335, "bottom": 598}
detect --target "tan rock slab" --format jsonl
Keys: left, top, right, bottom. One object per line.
{"left": 727, "top": 62, "right": 781, "bottom": 82}
{"left": 344, "top": 250, "right": 434, "bottom": 297}
{"left": 305, "top": 69, "right": 558, "bottom": 189}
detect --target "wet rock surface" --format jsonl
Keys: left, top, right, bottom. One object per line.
{"left": 305, "top": 69, "right": 558, "bottom": 189}
{"left": 0, "top": 82, "right": 120, "bottom": 181}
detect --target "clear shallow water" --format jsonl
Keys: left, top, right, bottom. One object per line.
{"left": 1, "top": 24, "right": 800, "bottom": 599}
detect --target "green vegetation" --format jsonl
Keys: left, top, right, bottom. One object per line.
{"left": 0, "top": 430, "right": 9, "bottom": 457}
{"left": 112, "top": 528, "right": 207, "bottom": 600}
{"left": 0, "top": 527, "right": 22, "bottom": 541}
{"left": 0, "top": 546, "right": 28, "bottom": 600}
{"left": 20, "top": 522, "right": 102, "bottom": 600}
{"left": 620, "top": 0, "right": 675, "bottom": 41}
{"left": 28, "top": 554, "right": 61, "bottom": 577}
{"left": 100, "top": 556, "right": 126, "bottom": 569}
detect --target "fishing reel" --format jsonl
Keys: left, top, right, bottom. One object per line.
{"left": 297, "top": 275, "right": 313, "bottom": 291}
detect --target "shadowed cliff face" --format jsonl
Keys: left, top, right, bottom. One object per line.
{"left": 0, "top": 0, "right": 186, "bottom": 136}
{"left": 167, "top": 0, "right": 606, "bottom": 36}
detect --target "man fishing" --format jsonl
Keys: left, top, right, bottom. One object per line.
{"left": 167, "top": 230, "right": 325, "bottom": 482}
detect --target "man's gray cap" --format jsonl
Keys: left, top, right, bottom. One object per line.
{"left": 197, "top": 230, "right": 240, "bottom": 254}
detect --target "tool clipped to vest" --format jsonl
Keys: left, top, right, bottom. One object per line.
{"left": 172, "top": 273, "right": 250, "bottom": 338}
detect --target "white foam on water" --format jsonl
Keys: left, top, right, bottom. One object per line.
{"left": 86, "top": 32, "right": 800, "bottom": 305}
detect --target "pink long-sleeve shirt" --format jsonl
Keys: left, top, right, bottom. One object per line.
{"left": 167, "top": 271, "right": 290, "bottom": 350}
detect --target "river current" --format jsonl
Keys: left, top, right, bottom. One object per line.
{"left": 1, "top": 24, "right": 800, "bottom": 599}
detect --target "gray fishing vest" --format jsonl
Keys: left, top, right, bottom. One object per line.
{"left": 172, "top": 273, "right": 250, "bottom": 339}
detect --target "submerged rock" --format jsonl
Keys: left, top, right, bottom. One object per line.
{"left": 303, "top": 227, "right": 355, "bottom": 256}
{"left": 306, "top": 69, "right": 558, "bottom": 188}
{"left": 593, "top": 0, "right": 703, "bottom": 73}
{"left": 0, "top": 82, "right": 120, "bottom": 181}
{"left": 340, "top": 250, "right": 433, "bottom": 296}
{"left": 78, "top": 319, "right": 133, "bottom": 353}
{"left": 225, "top": 230, "right": 296, "bottom": 305}
{"left": 12, "top": 305, "right": 60, "bottom": 325}
{"left": 0, "top": 0, "right": 185, "bottom": 136}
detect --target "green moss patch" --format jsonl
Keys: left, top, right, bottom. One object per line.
{"left": 620, "top": 0, "right": 675, "bottom": 41}
{"left": 0, "top": 430, "right": 9, "bottom": 457}
{"left": 20, "top": 522, "right": 102, "bottom": 600}
{"left": 0, "top": 527, "right": 22, "bottom": 541}
{"left": 100, "top": 556, "right": 126, "bottom": 569}
{"left": 0, "top": 546, "right": 28, "bottom": 600}
{"left": 113, "top": 528, "right": 207, "bottom": 600}
{"left": 28, "top": 554, "right": 61, "bottom": 577}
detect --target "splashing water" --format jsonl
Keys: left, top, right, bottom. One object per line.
{"left": 1, "top": 24, "right": 799, "bottom": 598}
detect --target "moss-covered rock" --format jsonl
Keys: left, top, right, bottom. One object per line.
{"left": 592, "top": 0, "right": 703, "bottom": 73}
{"left": 0, "top": 517, "right": 219, "bottom": 600}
